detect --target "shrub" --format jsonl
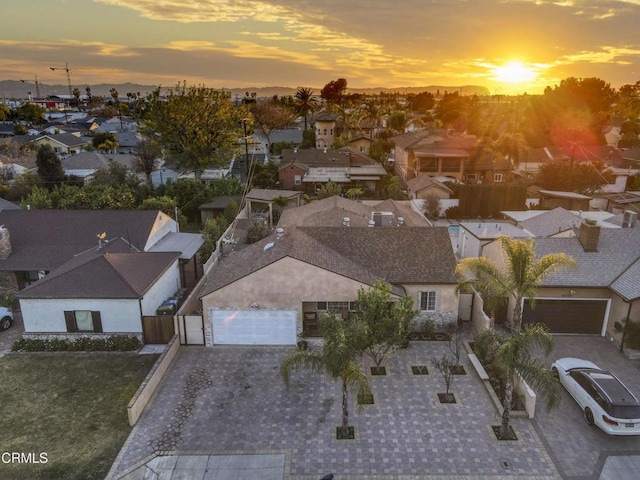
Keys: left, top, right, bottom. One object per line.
{"left": 11, "top": 335, "right": 142, "bottom": 352}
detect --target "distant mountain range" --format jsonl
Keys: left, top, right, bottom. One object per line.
{"left": 0, "top": 80, "right": 490, "bottom": 99}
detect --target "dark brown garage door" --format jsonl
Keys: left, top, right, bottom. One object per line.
{"left": 522, "top": 299, "right": 607, "bottom": 334}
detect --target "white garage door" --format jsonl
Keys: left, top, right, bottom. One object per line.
{"left": 210, "top": 308, "right": 297, "bottom": 345}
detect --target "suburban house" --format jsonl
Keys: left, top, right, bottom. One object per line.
{"left": 502, "top": 207, "right": 623, "bottom": 237}
{"left": 17, "top": 238, "right": 181, "bottom": 343}
{"left": 31, "top": 133, "right": 91, "bottom": 155}
{"left": 245, "top": 188, "right": 303, "bottom": 227}
{"left": 198, "top": 222, "right": 459, "bottom": 345}
{"left": 480, "top": 217, "right": 640, "bottom": 340}
{"left": 0, "top": 209, "right": 203, "bottom": 291}
{"left": 455, "top": 221, "right": 534, "bottom": 259}
{"left": 406, "top": 176, "right": 453, "bottom": 200}
{"left": 62, "top": 151, "right": 140, "bottom": 181}
{"left": 346, "top": 135, "right": 373, "bottom": 155}
{"left": 314, "top": 111, "right": 337, "bottom": 149}
{"left": 0, "top": 209, "right": 204, "bottom": 343}
{"left": 278, "top": 147, "right": 386, "bottom": 196}
{"left": 391, "top": 130, "right": 477, "bottom": 183}
{"left": 538, "top": 190, "right": 592, "bottom": 210}
{"left": 199, "top": 195, "right": 243, "bottom": 223}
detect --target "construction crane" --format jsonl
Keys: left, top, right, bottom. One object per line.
{"left": 19, "top": 75, "right": 41, "bottom": 99}
{"left": 49, "top": 62, "right": 72, "bottom": 97}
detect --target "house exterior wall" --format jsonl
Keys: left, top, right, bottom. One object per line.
{"left": 456, "top": 229, "right": 487, "bottom": 258}
{"left": 279, "top": 164, "right": 306, "bottom": 191}
{"left": 144, "top": 212, "right": 177, "bottom": 250}
{"left": 413, "top": 186, "right": 451, "bottom": 201}
{"left": 20, "top": 298, "right": 142, "bottom": 333}
{"left": 315, "top": 120, "right": 335, "bottom": 149}
{"left": 202, "top": 257, "right": 374, "bottom": 331}
{"left": 402, "top": 284, "right": 459, "bottom": 314}
{"left": 606, "top": 294, "right": 640, "bottom": 345}
{"left": 140, "top": 259, "right": 181, "bottom": 315}
{"left": 348, "top": 138, "right": 371, "bottom": 155}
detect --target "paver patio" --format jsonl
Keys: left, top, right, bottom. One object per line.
{"left": 109, "top": 341, "right": 558, "bottom": 479}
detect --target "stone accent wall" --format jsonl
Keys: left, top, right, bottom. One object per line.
{"left": 0, "top": 227, "right": 11, "bottom": 260}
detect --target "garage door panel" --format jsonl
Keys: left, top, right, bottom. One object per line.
{"left": 211, "top": 308, "right": 297, "bottom": 345}
{"left": 523, "top": 299, "right": 607, "bottom": 334}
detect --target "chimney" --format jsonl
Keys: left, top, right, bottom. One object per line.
{"left": 0, "top": 226, "right": 11, "bottom": 259}
{"left": 578, "top": 219, "right": 600, "bottom": 252}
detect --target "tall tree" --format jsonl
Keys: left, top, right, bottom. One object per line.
{"left": 321, "top": 78, "right": 348, "bottom": 105}
{"left": 476, "top": 324, "right": 560, "bottom": 439}
{"left": 281, "top": 313, "right": 371, "bottom": 439}
{"left": 536, "top": 159, "right": 613, "bottom": 195}
{"left": 140, "top": 83, "right": 248, "bottom": 180}
{"left": 36, "top": 144, "right": 65, "bottom": 187}
{"left": 294, "top": 87, "right": 318, "bottom": 130}
{"left": 352, "top": 279, "right": 417, "bottom": 371}
{"left": 135, "top": 137, "right": 161, "bottom": 181}
{"left": 250, "top": 99, "right": 296, "bottom": 154}
{"left": 456, "top": 236, "right": 576, "bottom": 332}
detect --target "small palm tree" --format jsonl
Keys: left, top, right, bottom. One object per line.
{"left": 281, "top": 313, "right": 370, "bottom": 438}
{"left": 485, "top": 324, "right": 561, "bottom": 439}
{"left": 456, "top": 236, "right": 576, "bottom": 332}
{"left": 272, "top": 195, "right": 290, "bottom": 222}
{"left": 294, "top": 87, "right": 318, "bottom": 131}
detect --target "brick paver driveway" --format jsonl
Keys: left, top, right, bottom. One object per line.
{"left": 533, "top": 335, "right": 640, "bottom": 479}
{"left": 110, "top": 341, "right": 558, "bottom": 479}
{"left": 0, "top": 309, "right": 23, "bottom": 353}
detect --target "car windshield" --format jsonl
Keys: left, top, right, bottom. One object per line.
{"left": 609, "top": 404, "right": 640, "bottom": 419}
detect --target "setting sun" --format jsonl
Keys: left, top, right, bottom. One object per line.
{"left": 493, "top": 61, "right": 538, "bottom": 85}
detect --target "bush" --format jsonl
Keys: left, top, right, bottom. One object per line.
{"left": 11, "top": 335, "right": 142, "bottom": 352}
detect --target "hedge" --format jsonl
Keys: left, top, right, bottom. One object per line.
{"left": 11, "top": 335, "right": 142, "bottom": 352}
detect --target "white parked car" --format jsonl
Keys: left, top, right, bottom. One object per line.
{"left": 0, "top": 307, "right": 13, "bottom": 330}
{"left": 552, "top": 357, "right": 640, "bottom": 435}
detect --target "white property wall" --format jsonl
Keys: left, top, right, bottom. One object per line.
{"left": 20, "top": 298, "right": 142, "bottom": 333}
{"left": 140, "top": 259, "right": 181, "bottom": 315}
{"left": 144, "top": 212, "right": 178, "bottom": 251}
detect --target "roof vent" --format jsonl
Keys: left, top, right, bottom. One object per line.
{"left": 275, "top": 227, "right": 285, "bottom": 239}
{"left": 397, "top": 216, "right": 404, "bottom": 226}
{"left": 623, "top": 210, "right": 638, "bottom": 228}
{"left": 343, "top": 217, "right": 350, "bottom": 227}
{"left": 293, "top": 146, "right": 298, "bottom": 153}
{"left": 323, "top": 147, "right": 328, "bottom": 153}
{"left": 368, "top": 220, "right": 375, "bottom": 227}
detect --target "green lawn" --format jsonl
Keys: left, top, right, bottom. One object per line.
{"left": 0, "top": 352, "right": 159, "bottom": 480}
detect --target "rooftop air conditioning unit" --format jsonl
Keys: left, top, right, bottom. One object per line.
{"left": 622, "top": 210, "right": 638, "bottom": 228}
{"left": 372, "top": 211, "right": 394, "bottom": 227}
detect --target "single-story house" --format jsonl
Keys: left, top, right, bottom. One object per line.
{"left": 31, "top": 133, "right": 91, "bottom": 155}
{"left": 406, "top": 176, "right": 453, "bottom": 200}
{"left": 17, "top": 238, "right": 181, "bottom": 343}
{"left": 199, "top": 196, "right": 243, "bottom": 223}
{"left": 198, "top": 223, "right": 459, "bottom": 346}
{"left": 538, "top": 189, "right": 592, "bottom": 211}
{"left": 62, "top": 152, "right": 140, "bottom": 181}
{"left": 480, "top": 218, "right": 640, "bottom": 341}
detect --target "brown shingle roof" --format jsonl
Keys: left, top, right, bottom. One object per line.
{"left": 199, "top": 226, "right": 457, "bottom": 296}
{"left": 17, "top": 247, "right": 179, "bottom": 299}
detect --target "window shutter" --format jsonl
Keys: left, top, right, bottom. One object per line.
{"left": 91, "top": 311, "right": 103, "bottom": 333}
{"left": 64, "top": 311, "right": 77, "bottom": 332}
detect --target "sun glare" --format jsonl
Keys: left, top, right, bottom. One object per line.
{"left": 493, "top": 61, "right": 537, "bottom": 85}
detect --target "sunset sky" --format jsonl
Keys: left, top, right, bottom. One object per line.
{"left": 2, "top": 0, "right": 640, "bottom": 95}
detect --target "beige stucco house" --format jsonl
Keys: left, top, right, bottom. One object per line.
{"left": 199, "top": 222, "right": 459, "bottom": 346}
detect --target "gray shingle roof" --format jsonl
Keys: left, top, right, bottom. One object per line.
{"left": 535, "top": 227, "right": 640, "bottom": 288}
{"left": 0, "top": 209, "right": 163, "bottom": 271}
{"left": 519, "top": 207, "right": 582, "bottom": 237}
{"left": 200, "top": 226, "right": 457, "bottom": 297}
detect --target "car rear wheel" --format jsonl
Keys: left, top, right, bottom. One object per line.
{"left": 584, "top": 407, "right": 595, "bottom": 426}
{"left": 0, "top": 316, "right": 11, "bottom": 330}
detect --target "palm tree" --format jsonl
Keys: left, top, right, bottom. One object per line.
{"left": 478, "top": 324, "right": 560, "bottom": 439}
{"left": 281, "top": 313, "right": 370, "bottom": 438}
{"left": 272, "top": 195, "right": 290, "bottom": 222}
{"left": 456, "top": 236, "right": 576, "bottom": 332}
{"left": 294, "top": 87, "right": 318, "bottom": 131}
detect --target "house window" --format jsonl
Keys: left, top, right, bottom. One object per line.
{"left": 316, "top": 301, "right": 359, "bottom": 312}
{"left": 294, "top": 175, "right": 302, "bottom": 185}
{"left": 494, "top": 173, "right": 503, "bottom": 182}
{"left": 64, "top": 310, "right": 103, "bottom": 333}
{"left": 419, "top": 158, "right": 438, "bottom": 172}
{"left": 324, "top": 128, "right": 327, "bottom": 136}
{"left": 419, "top": 291, "right": 437, "bottom": 312}
{"left": 330, "top": 128, "right": 333, "bottom": 136}
{"left": 441, "top": 158, "right": 461, "bottom": 172}
{"left": 466, "top": 173, "right": 477, "bottom": 181}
